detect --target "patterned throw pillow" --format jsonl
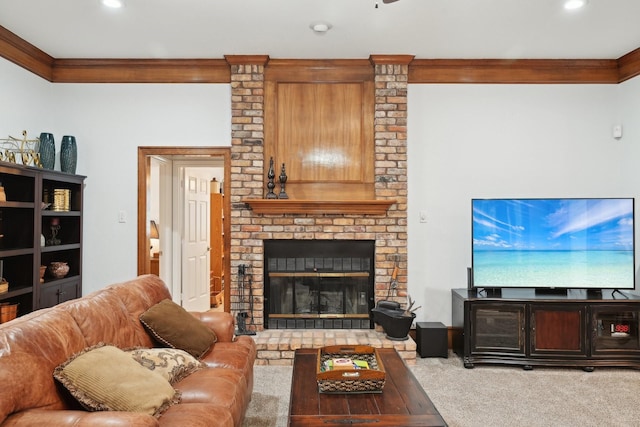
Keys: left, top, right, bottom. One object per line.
{"left": 126, "top": 348, "right": 205, "bottom": 384}
{"left": 53, "top": 344, "right": 179, "bottom": 417}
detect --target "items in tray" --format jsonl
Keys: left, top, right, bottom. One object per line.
{"left": 322, "top": 358, "right": 370, "bottom": 371}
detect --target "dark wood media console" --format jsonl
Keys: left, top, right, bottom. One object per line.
{"left": 452, "top": 288, "right": 640, "bottom": 370}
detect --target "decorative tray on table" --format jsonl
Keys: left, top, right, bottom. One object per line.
{"left": 316, "top": 345, "right": 386, "bottom": 394}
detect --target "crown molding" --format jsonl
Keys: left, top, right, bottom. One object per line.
{"left": 0, "top": 25, "right": 53, "bottom": 81}
{"left": 409, "top": 59, "right": 619, "bottom": 84}
{"left": 618, "top": 48, "right": 640, "bottom": 83}
{"left": 0, "top": 25, "right": 639, "bottom": 84}
{"left": 51, "top": 58, "right": 230, "bottom": 83}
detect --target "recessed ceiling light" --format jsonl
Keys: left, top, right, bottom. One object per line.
{"left": 564, "top": 0, "right": 588, "bottom": 10}
{"left": 101, "top": 0, "right": 123, "bottom": 8}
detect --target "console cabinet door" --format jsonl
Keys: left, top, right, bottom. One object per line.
{"left": 591, "top": 304, "right": 640, "bottom": 356}
{"left": 470, "top": 303, "right": 526, "bottom": 356}
{"left": 39, "top": 281, "right": 80, "bottom": 309}
{"left": 530, "top": 304, "right": 587, "bottom": 357}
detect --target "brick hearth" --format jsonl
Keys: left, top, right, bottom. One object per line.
{"left": 252, "top": 329, "right": 416, "bottom": 366}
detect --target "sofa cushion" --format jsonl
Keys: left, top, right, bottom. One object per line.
{"left": 126, "top": 347, "right": 205, "bottom": 384}
{"left": 53, "top": 344, "right": 180, "bottom": 417}
{"left": 139, "top": 299, "right": 217, "bottom": 358}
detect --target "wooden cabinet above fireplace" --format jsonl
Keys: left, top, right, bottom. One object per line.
{"left": 264, "top": 60, "right": 376, "bottom": 202}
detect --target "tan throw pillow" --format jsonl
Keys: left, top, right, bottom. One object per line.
{"left": 53, "top": 344, "right": 179, "bottom": 417}
{"left": 126, "top": 348, "right": 205, "bottom": 384}
{"left": 139, "top": 299, "right": 217, "bottom": 359}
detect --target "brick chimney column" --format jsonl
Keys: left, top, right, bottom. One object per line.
{"left": 226, "top": 55, "right": 269, "bottom": 330}
{"left": 370, "top": 55, "right": 414, "bottom": 306}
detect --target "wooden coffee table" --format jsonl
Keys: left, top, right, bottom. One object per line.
{"left": 288, "top": 348, "right": 448, "bottom": 427}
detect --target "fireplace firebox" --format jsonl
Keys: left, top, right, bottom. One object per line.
{"left": 264, "top": 240, "right": 375, "bottom": 329}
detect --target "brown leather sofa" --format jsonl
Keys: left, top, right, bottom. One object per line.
{"left": 0, "top": 275, "right": 257, "bottom": 426}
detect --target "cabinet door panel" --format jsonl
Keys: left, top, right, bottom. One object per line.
{"left": 471, "top": 304, "right": 526, "bottom": 355}
{"left": 591, "top": 305, "right": 640, "bottom": 355}
{"left": 39, "top": 281, "right": 79, "bottom": 309}
{"left": 531, "top": 305, "right": 585, "bottom": 355}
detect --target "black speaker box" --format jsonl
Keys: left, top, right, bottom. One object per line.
{"left": 416, "top": 322, "right": 448, "bottom": 358}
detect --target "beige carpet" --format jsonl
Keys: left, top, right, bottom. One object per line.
{"left": 243, "top": 352, "right": 640, "bottom": 427}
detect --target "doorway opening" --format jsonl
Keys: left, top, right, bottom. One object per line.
{"left": 137, "top": 147, "right": 231, "bottom": 313}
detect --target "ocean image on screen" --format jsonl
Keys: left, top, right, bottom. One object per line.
{"left": 472, "top": 199, "right": 635, "bottom": 289}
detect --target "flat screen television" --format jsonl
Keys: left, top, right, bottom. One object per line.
{"left": 472, "top": 198, "right": 635, "bottom": 290}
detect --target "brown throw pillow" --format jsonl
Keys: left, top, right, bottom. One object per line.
{"left": 53, "top": 344, "right": 179, "bottom": 417}
{"left": 139, "top": 299, "right": 217, "bottom": 359}
{"left": 126, "top": 347, "right": 205, "bottom": 384}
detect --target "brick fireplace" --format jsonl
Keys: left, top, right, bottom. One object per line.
{"left": 226, "top": 55, "right": 410, "bottom": 332}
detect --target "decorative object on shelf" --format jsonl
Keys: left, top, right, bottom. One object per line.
{"left": 52, "top": 188, "right": 70, "bottom": 211}
{"left": 48, "top": 261, "right": 69, "bottom": 279}
{"left": 39, "top": 265, "right": 46, "bottom": 283}
{"left": 0, "top": 302, "right": 19, "bottom": 323}
{"left": 278, "top": 163, "right": 288, "bottom": 199}
{"left": 0, "top": 131, "right": 42, "bottom": 167}
{"left": 0, "top": 183, "right": 6, "bottom": 202}
{"left": 0, "top": 260, "right": 7, "bottom": 294}
{"left": 47, "top": 217, "right": 61, "bottom": 246}
{"left": 60, "top": 135, "right": 77, "bottom": 174}
{"left": 265, "top": 156, "right": 277, "bottom": 199}
{"left": 38, "top": 132, "right": 56, "bottom": 170}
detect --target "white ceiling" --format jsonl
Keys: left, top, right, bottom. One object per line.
{"left": 1, "top": 0, "right": 639, "bottom": 60}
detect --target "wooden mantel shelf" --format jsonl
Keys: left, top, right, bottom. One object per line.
{"left": 242, "top": 198, "right": 396, "bottom": 215}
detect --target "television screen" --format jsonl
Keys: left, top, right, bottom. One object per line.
{"left": 472, "top": 198, "right": 635, "bottom": 290}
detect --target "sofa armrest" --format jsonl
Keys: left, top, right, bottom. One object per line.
{"left": 2, "top": 410, "right": 159, "bottom": 427}
{"left": 191, "top": 311, "right": 235, "bottom": 342}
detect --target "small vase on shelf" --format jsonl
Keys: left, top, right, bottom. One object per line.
{"left": 60, "top": 135, "right": 77, "bottom": 174}
{"left": 38, "top": 133, "right": 55, "bottom": 170}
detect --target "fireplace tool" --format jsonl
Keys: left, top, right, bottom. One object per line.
{"left": 385, "top": 264, "right": 399, "bottom": 300}
{"left": 235, "top": 264, "right": 256, "bottom": 336}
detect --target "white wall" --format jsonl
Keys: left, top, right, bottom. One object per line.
{"left": 408, "top": 83, "right": 640, "bottom": 324}
{"left": 51, "top": 83, "right": 231, "bottom": 294}
{"left": 0, "top": 60, "right": 53, "bottom": 140}
{"left": 3, "top": 57, "right": 640, "bottom": 323}
{"left": 0, "top": 57, "right": 231, "bottom": 294}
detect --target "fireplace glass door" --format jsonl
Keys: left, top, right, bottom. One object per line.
{"left": 265, "top": 240, "right": 374, "bottom": 329}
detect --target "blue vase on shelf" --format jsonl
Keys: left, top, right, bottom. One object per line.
{"left": 60, "top": 135, "right": 77, "bottom": 174}
{"left": 38, "top": 132, "right": 55, "bottom": 170}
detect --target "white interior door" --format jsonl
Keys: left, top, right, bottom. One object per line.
{"left": 181, "top": 167, "right": 211, "bottom": 311}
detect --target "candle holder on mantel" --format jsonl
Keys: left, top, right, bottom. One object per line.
{"left": 278, "top": 163, "right": 288, "bottom": 199}
{"left": 265, "top": 157, "right": 278, "bottom": 199}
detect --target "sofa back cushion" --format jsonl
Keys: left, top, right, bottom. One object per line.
{"left": 60, "top": 275, "right": 172, "bottom": 349}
